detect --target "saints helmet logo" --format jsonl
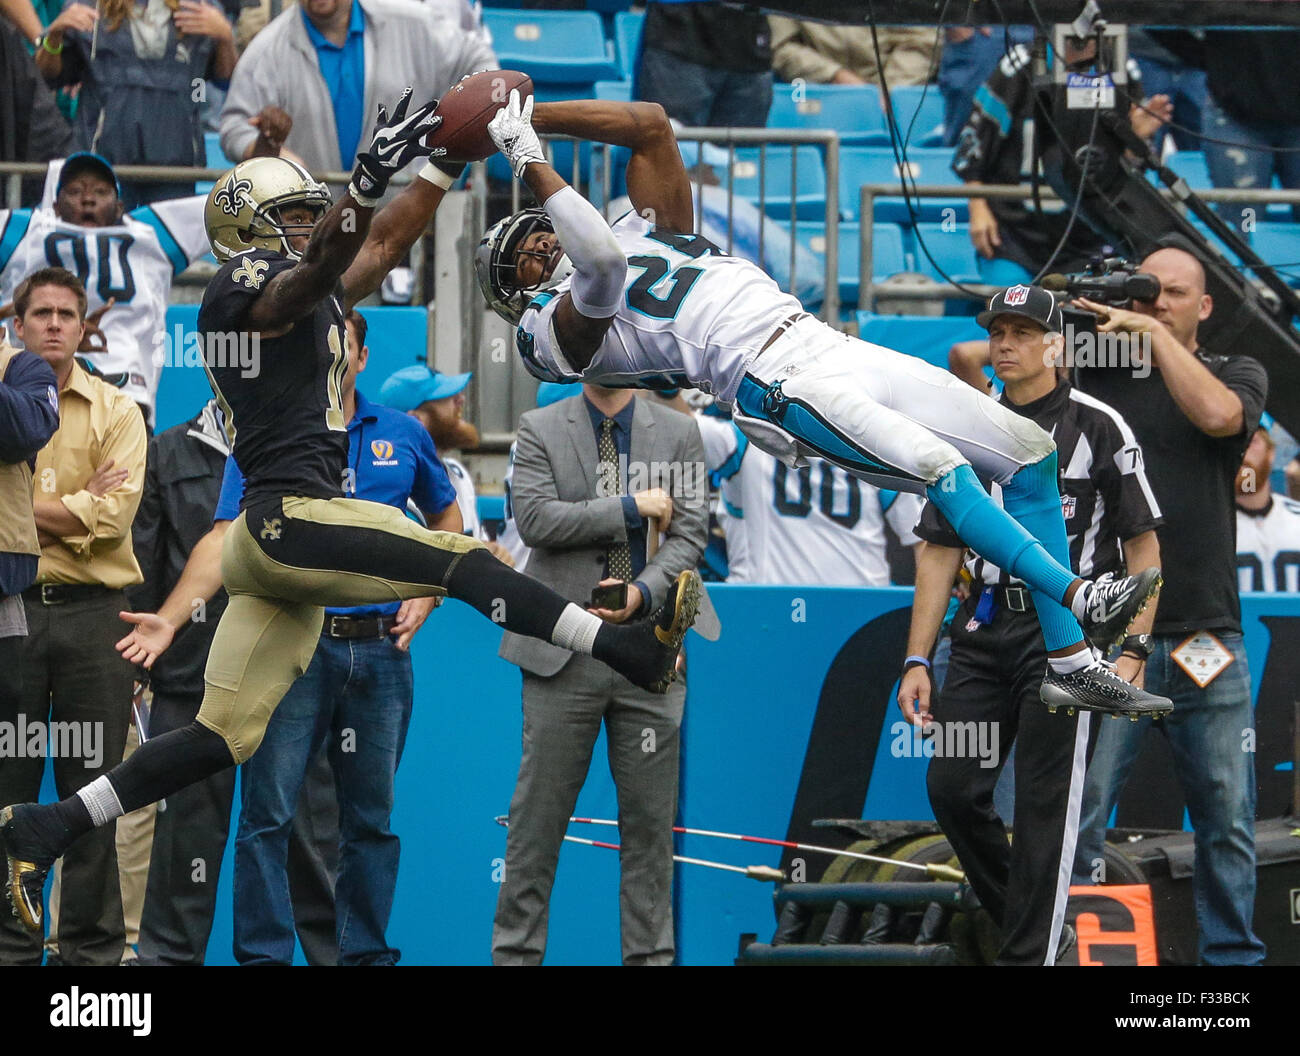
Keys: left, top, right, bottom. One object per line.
{"left": 233, "top": 257, "right": 270, "bottom": 290}
{"left": 213, "top": 175, "right": 253, "bottom": 217}
{"left": 260, "top": 517, "right": 283, "bottom": 541}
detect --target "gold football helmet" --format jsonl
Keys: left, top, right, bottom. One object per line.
{"left": 204, "top": 157, "right": 332, "bottom": 264}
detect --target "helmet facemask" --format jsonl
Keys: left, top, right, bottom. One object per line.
{"left": 477, "top": 209, "right": 575, "bottom": 324}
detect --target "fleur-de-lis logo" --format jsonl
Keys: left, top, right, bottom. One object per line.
{"left": 214, "top": 175, "right": 252, "bottom": 217}
{"left": 260, "top": 517, "right": 283, "bottom": 541}
{"left": 233, "top": 257, "right": 270, "bottom": 290}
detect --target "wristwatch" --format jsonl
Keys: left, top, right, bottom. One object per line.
{"left": 1120, "top": 633, "right": 1154, "bottom": 661}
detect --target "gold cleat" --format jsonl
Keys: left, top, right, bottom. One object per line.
{"left": 0, "top": 806, "right": 46, "bottom": 934}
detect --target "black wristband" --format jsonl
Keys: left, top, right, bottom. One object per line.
{"left": 349, "top": 157, "right": 389, "bottom": 204}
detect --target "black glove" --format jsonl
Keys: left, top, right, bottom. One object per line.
{"left": 349, "top": 87, "right": 443, "bottom": 202}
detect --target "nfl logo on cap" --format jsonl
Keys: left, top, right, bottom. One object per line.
{"left": 1005, "top": 285, "right": 1031, "bottom": 307}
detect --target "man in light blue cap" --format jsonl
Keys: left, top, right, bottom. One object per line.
{"left": 379, "top": 363, "right": 516, "bottom": 565}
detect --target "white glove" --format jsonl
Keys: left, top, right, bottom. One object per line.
{"left": 488, "top": 88, "right": 546, "bottom": 179}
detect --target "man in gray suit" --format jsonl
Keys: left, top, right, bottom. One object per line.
{"left": 493, "top": 383, "right": 708, "bottom": 966}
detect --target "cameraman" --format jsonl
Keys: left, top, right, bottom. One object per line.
{"left": 1069, "top": 242, "right": 1268, "bottom": 965}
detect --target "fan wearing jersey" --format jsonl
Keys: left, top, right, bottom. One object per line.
{"left": 477, "top": 91, "right": 1168, "bottom": 719}
{"left": 898, "top": 287, "right": 1163, "bottom": 966}
{"left": 0, "top": 153, "right": 212, "bottom": 426}
{"left": 1236, "top": 424, "right": 1300, "bottom": 593}
{"left": 0, "top": 89, "right": 701, "bottom": 939}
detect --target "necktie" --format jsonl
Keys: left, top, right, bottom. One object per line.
{"left": 600, "top": 417, "right": 634, "bottom": 582}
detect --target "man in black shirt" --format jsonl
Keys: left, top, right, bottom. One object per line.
{"left": 1070, "top": 242, "right": 1269, "bottom": 965}
{"left": 1, "top": 90, "right": 701, "bottom": 938}
{"left": 900, "top": 285, "right": 1162, "bottom": 965}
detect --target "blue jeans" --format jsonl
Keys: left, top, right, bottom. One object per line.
{"left": 1132, "top": 57, "right": 1206, "bottom": 154}
{"left": 233, "top": 633, "right": 414, "bottom": 965}
{"left": 1072, "top": 632, "right": 1266, "bottom": 965}
{"left": 1203, "top": 93, "right": 1300, "bottom": 233}
{"left": 637, "top": 45, "right": 773, "bottom": 128}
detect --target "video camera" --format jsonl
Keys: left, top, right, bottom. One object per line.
{"left": 1043, "top": 258, "right": 1160, "bottom": 376}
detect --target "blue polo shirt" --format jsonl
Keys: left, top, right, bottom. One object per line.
{"left": 215, "top": 391, "right": 456, "bottom": 617}
{"left": 302, "top": 0, "right": 367, "bottom": 169}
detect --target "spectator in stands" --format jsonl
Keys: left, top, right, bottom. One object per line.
{"left": 937, "top": 24, "right": 1033, "bottom": 147}
{"left": 0, "top": 0, "right": 44, "bottom": 44}
{"left": 1128, "top": 29, "right": 1205, "bottom": 154}
{"left": 0, "top": 267, "right": 145, "bottom": 966}
{"left": 953, "top": 33, "right": 1169, "bottom": 285}
{"left": 1201, "top": 30, "right": 1300, "bottom": 233}
{"left": 0, "top": 19, "right": 72, "bottom": 205}
{"left": 0, "top": 320, "right": 59, "bottom": 745}
{"left": 379, "top": 363, "right": 515, "bottom": 565}
{"left": 492, "top": 381, "right": 706, "bottom": 965}
{"left": 769, "top": 17, "right": 938, "bottom": 87}
{"left": 0, "top": 153, "right": 213, "bottom": 429}
{"left": 219, "top": 0, "right": 496, "bottom": 175}
{"left": 1235, "top": 422, "right": 1300, "bottom": 593}
{"left": 636, "top": 1, "right": 772, "bottom": 129}
{"left": 33, "top": 0, "right": 237, "bottom": 208}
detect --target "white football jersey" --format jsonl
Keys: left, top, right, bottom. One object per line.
{"left": 516, "top": 211, "right": 802, "bottom": 402}
{"left": 1236, "top": 495, "right": 1300, "bottom": 592}
{"left": 0, "top": 183, "right": 209, "bottom": 417}
{"left": 695, "top": 412, "right": 749, "bottom": 580}
{"left": 442, "top": 454, "right": 483, "bottom": 540}
{"left": 728, "top": 439, "right": 924, "bottom": 586}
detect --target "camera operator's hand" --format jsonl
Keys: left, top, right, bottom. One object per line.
{"left": 1130, "top": 94, "right": 1172, "bottom": 143}
{"left": 968, "top": 198, "right": 1001, "bottom": 259}
{"left": 1114, "top": 653, "right": 1146, "bottom": 689}
{"left": 1073, "top": 296, "right": 1160, "bottom": 337}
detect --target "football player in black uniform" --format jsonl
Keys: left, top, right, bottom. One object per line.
{"left": 1, "top": 89, "right": 701, "bottom": 936}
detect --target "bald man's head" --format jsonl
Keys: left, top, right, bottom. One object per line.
{"left": 1136, "top": 246, "right": 1213, "bottom": 348}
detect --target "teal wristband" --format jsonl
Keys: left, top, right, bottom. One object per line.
{"left": 904, "top": 655, "right": 931, "bottom": 671}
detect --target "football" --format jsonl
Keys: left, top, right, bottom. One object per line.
{"left": 426, "top": 70, "right": 535, "bottom": 163}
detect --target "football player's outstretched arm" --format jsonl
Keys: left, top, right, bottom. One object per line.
{"left": 247, "top": 89, "right": 441, "bottom": 334}
{"left": 492, "top": 90, "right": 627, "bottom": 369}
{"left": 531, "top": 98, "right": 692, "bottom": 234}
{"left": 342, "top": 158, "right": 465, "bottom": 311}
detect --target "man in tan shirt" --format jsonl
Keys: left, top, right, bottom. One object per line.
{"left": 769, "top": 17, "right": 939, "bottom": 86}
{"left": 0, "top": 266, "right": 145, "bottom": 966}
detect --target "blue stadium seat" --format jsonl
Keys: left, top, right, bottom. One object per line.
{"left": 883, "top": 86, "right": 946, "bottom": 148}
{"left": 854, "top": 312, "right": 986, "bottom": 370}
{"left": 613, "top": 10, "right": 643, "bottom": 80}
{"left": 196, "top": 131, "right": 236, "bottom": 195}
{"left": 767, "top": 84, "right": 889, "bottom": 146}
{"left": 482, "top": 10, "right": 620, "bottom": 84}
{"left": 909, "top": 221, "right": 981, "bottom": 284}
{"left": 478, "top": 494, "right": 507, "bottom": 524}
{"left": 1165, "top": 151, "right": 1211, "bottom": 189}
{"left": 705, "top": 146, "right": 827, "bottom": 221}
{"left": 154, "top": 305, "right": 429, "bottom": 433}
{"left": 1247, "top": 222, "right": 1300, "bottom": 286}
{"left": 794, "top": 221, "right": 906, "bottom": 304}
{"left": 839, "top": 146, "right": 967, "bottom": 223}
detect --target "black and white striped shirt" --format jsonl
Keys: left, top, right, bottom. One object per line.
{"left": 915, "top": 382, "right": 1163, "bottom": 584}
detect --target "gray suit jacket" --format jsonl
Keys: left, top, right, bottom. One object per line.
{"left": 500, "top": 395, "right": 709, "bottom": 677}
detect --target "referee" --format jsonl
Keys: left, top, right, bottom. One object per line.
{"left": 897, "top": 286, "right": 1163, "bottom": 965}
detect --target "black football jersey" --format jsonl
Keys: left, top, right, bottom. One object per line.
{"left": 197, "top": 249, "right": 349, "bottom": 509}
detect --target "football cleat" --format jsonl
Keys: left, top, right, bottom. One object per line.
{"left": 0, "top": 805, "right": 52, "bottom": 935}
{"left": 617, "top": 570, "right": 702, "bottom": 694}
{"left": 1041, "top": 658, "right": 1174, "bottom": 719}
{"left": 1079, "top": 567, "right": 1162, "bottom": 652}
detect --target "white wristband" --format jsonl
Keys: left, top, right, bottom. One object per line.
{"left": 417, "top": 160, "right": 458, "bottom": 191}
{"left": 346, "top": 181, "right": 380, "bottom": 209}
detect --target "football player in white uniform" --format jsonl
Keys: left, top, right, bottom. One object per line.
{"left": 1236, "top": 424, "right": 1300, "bottom": 593}
{"left": 0, "top": 154, "right": 212, "bottom": 425}
{"left": 475, "top": 92, "right": 1171, "bottom": 718}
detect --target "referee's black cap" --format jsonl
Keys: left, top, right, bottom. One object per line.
{"left": 977, "top": 284, "right": 1063, "bottom": 334}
